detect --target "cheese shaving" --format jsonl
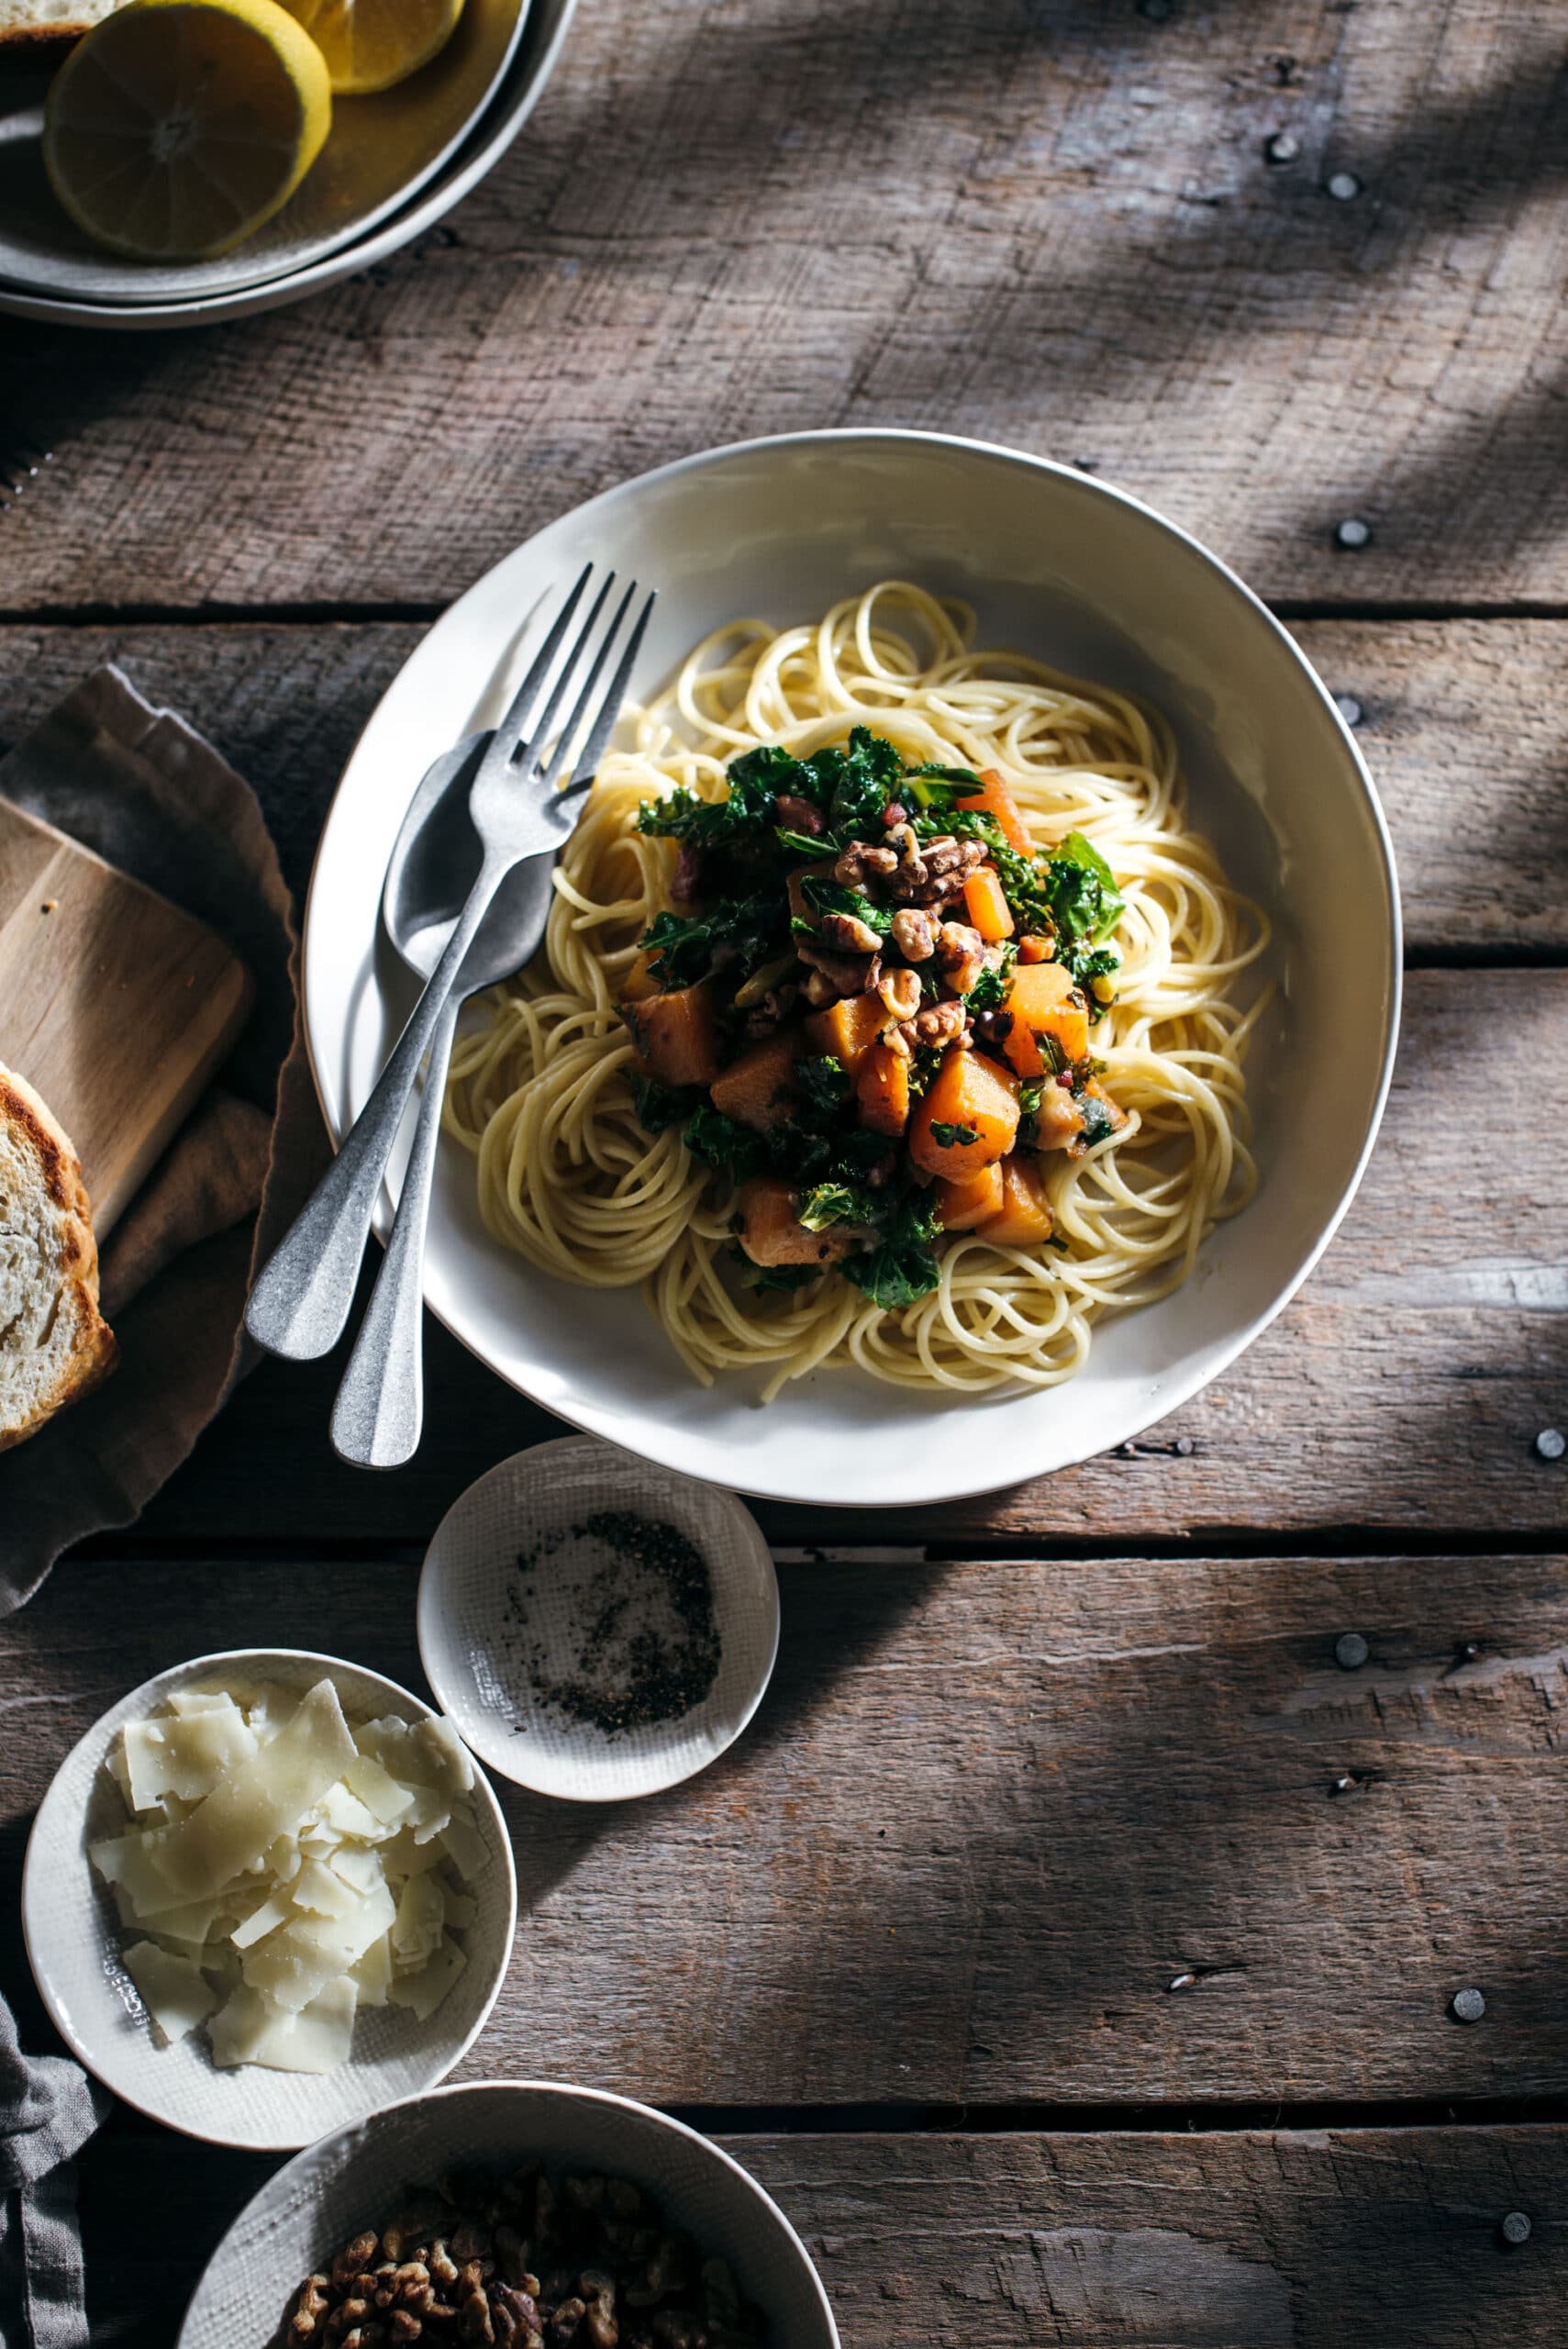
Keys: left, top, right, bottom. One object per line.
{"left": 91, "top": 1677, "right": 488, "bottom": 2075}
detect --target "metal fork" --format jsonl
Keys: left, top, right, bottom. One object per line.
{"left": 245, "top": 564, "right": 654, "bottom": 1366}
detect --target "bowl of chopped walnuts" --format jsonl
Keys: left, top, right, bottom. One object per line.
{"left": 178, "top": 2078, "right": 840, "bottom": 2346}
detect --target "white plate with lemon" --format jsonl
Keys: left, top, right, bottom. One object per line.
{"left": 0, "top": 0, "right": 529, "bottom": 301}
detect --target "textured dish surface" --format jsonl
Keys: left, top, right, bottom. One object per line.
{"left": 303, "top": 430, "right": 1400, "bottom": 1506}
{"left": 418, "top": 1437, "right": 780, "bottom": 1800}
{"left": 22, "top": 1648, "right": 517, "bottom": 2149}
{"left": 179, "top": 2081, "right": 840, "bottom": 2348}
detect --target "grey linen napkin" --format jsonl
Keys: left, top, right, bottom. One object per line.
{"left": 0, "top": 666, "right": 328, "bottom": 1613}
{"left": 0, "top": 1991, "right": 109, "bottom": 2349}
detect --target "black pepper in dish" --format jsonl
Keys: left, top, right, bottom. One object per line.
{"left": 507, "top": 1510, "right": 721, "bottom": 1736}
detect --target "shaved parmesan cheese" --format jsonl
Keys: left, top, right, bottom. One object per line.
{"left": 98, "top": 1676, "right": 486, "bottom": 2076}
{"left": 123, "top": 1942, "right": 219, "bottom": 2045}
{"left": 350, "top": 1933, "right": 392, "bottom": 2008}
{"left": 342, "top": 1752, "right": 416, "bottom": 1827}
{"left": 387, "top": 1933, "right": 467, "bottom": 2022}
{"left": 249, "top": 1978, "right": 358, "bottom": 2073}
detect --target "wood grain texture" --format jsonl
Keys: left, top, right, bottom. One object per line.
{"left": 105, "top": 966, "right": 1568, "bottom": 1547}
{"left": 6, "top": 1549, "right": 1567, "bottom": 2105}
{"left": 0, "top": 796, "right": 251, "bottom": 1230}
{"left": 6, "top": 618, "right": 1568, "bottom": 948}
{"left": 62, "top": 2121, "right": 1568, "bottom": 2348}
{"left": 5, "top": 0, "right": 1567, "bottom": 609}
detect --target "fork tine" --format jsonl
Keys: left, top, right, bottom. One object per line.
{"left": 485, "top": 560, "right": 595, "bottom": 763}
{"left": 549, "top": 586, "right": 657, "bottom": 802}
{"left": 500, "top": 568, "right": 617, "bottom": 786}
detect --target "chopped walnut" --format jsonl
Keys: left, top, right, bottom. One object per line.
{"left": 890, "top": 907, "right": 937, "bottom": 961}
{"left": 935, "top": 920, "right": 986, "bottom": 996}
{"left": 877, "top": 966, "right": 922, "bottom": 1021}
{"left": 334, "top": 2239, "right": 381, "bottom": 2290}
{"left": 834, "top": 839, "right": 896, "bottom": 885}
{"left": 795, "top": 938, "right": 880, "bottom": 996}
{"left": 817, "top": 907, "right": 884, "bottom": 956}
{"left": 288, "top": 2277, "right": 331, "bottom": 2343}
{"left": 912, "top": 999, "right": 967, "bottom": 1048}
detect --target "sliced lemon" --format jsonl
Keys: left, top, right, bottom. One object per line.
{"left": 43, "top": 0, "right": 330, "bottom": 262}
{"left": 275, "top": 0, "right": 462, "bottom": 95}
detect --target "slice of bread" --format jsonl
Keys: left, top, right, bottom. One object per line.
{"left": 0, "top": 1061, "right": 116, "bottom": 1453}
{"left": 0, "top": 0, "right": 126, "bottom": 66}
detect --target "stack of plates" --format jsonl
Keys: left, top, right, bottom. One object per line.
{"left": 0, "top": 0, "right": 575, "bottom": 328}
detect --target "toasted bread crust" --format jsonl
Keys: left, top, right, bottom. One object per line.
{"left": 0, "top": 1063, "right": 117, "bottom": 1452}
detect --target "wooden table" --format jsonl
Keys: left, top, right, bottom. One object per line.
{"left": 4, "top": 0, "right": 1565, "bottom": 2338}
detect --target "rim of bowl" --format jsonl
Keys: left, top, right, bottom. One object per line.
{"left": 301, "top": 426, "right": 1404, "bottom": 1506}
{"left": 416, "top": 1435, "right": 783, "bottom": 1803}
{"left": 178, "top": 2076, "right": 841, "bottom": 2346}
{"left": 21, "top": 1645, "right": 519, "bottom": 2150}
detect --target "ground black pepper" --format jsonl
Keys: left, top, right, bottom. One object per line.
{"left": 506, "top": 1509, "right": 721, "bottom": 1735}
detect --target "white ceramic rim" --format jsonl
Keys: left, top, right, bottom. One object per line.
{"left": 177, "top": 2076, "right": 842, "bottom": 2346}
{"left": 20, "top": 1645, "right": 519, "bottom": 2150}
{"left": 301, "top": 427, "right": 1403, "bottom": 1509}
{"left": 415, "top": 1435, "right": 783, "bottom": 1802}
{"left": 0, "top": 0, "right": 579, "bottom": 329}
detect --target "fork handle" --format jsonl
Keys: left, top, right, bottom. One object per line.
{"left": 328, "top": 992, "right": 461, "bottom": 1469}
{"left": 245, "top": 856, "right": 501, "bottom": 1362}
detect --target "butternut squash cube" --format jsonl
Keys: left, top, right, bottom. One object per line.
{"left": 803, "top": 994, "right": 885, "bottom": 1075}
{"left": 736, "top": 1176, "right": 853, "bottom": 1268}
{"left": 936, "top": 1162, "right": 1005, "bottom": 1230}
{"left": 710, "top": 1029, "right": 802, "bottom": 1131}
{"left": 855, "top": 1043, "right": 910, "bottom": 1138}
{"left": 908, "top": 1047, "right": 1019, "bottom": 1176}
{"left": 1002, "top": 962, "right": 1089, "bottom": 1080}
{"left": 625, "top": 981, "right": 722, "bottom": 1088}
{"left": 977, "top": 1153, "right": 1055, "bottom": 1246}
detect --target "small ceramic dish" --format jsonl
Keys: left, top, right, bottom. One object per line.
{"left": 179, "top": 2077, "right": 840, "bottom": 2347}
{"left": 21, "top": 1647, "right": 517, "bottom": 2151}
{"left": 417, "top": 1436, "right": 780, "bottom": 1801}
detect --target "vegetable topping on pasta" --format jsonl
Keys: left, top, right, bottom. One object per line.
{"left": 445, "top": 584, "right": 1269, "bottom": 1399}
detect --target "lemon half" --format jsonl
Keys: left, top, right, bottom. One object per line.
{"left": 43, "top": 0, "right": 331, "bottom": 262}
{"left": 275, "top": 0, "right": 462, "bottom": 95}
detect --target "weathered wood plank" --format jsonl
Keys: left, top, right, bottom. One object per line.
{"left": 5, "top": 618, "right": 1567, "bottom": 949}
{"left": 7, "top": 1550, "right": 1567, "bottom": 2105}
{"left": 6, "top": 0, "right": 1567, "bottom": 608}
{"left": 62, "top": 2116, "right": 1568, "bottom": 2346}
{"left": 102, "top": 966, "right": 1568, "bottom": 1546}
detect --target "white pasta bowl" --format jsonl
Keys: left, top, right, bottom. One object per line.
{"left": 179, "top": 2078, "right": 839, "bottom": 2347}
{"left": 21, "top": 1649, "right": 517, "bottom": 2151}
{"left": 302, "top": 428, "right": 1400, "bottom": 1507}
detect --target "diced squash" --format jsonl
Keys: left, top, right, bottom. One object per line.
{"left": 962, "top": 866, "right": 1015, "bottom": 942}
{"left": 1017, "top": 933, "right": 1054, "bottom": 964}
{"left": 956, "top": 768, "right": 1032, "bottom": 853}
{"left": 736, "top": 1176, "right": 854, "bottom": 1268}
{"left": 803, "top": 994, "right": 885, "bottom": 1074}
{"left": 977, "top": 1154, "right": 1055, "bottom": 1246}
{"left": 710, "top": 1029, "right": 802, "bottom": 1130}
{"left": 908, "top": 1047, "right": 1019, "bottom": 1176}
{"left": 1002, "top": 962, "right": 1089, "bottom": 1080}
{"left": 855, "top": 1043, "right": 910, "bottom": 1137}
{"left": 936, "top": 1163, "right": 1005, "bottom": 1230}
{"left": 786, "top": 858, "right": 838, "bottom": 925}
{"left": 625, "top": 981, "right": 722, "bottom": 1088}
{"left": 618, "top": 950, "right": 659, "bottom": 1003}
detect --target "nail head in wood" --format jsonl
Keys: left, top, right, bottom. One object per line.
{"left": 1328, "top": 171, "right": 1363, "bottom": 201}
{"left": 1167, "top": 1972, "right": 1197, "bottom": 1992}
{"left": 1451, "top": 1987, "right": 1485, "bottom": 2023}
{"left": 1264, "top": 132, "right": 1299, "bottom": 165}
{"left": 1335, "top": 1631, "right": 1369, "bottom": 1670}
{"left": 1500, "top": 2211, "right": 1532, "bottom": 2246}
{"left": 1334, "top": 518, "right": 1373, "bottom": 551}
{"left": 1535, "top": 1427, "right": 1564, "bottom": 1461}
{"left": 1334, "top": 693, "right": 1364, "bottom": 727}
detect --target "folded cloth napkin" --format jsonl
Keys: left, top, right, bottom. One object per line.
{"left": 0, "top": 666, "right": 328, "bottom": 1615}
{"left": 0, "top": 1990, "right": 109, "bottom": 2349}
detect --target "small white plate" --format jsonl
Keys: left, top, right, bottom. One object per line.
{"left": 179, "top": 2078, "right": 840, "bottom": 2348}
{"left": 21, "top": 1648, "right": 517, "bottom": 2151}
{"left": 417, "top": 1437, "right": 780, "bottom": 1801}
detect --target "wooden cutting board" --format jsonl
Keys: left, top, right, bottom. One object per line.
{"left": 0, "top": 794, "right": 254, "bottom": 1235}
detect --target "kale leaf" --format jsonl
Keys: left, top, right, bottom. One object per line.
{"left": 796, "top": 1180, "right": 882, "bottom": 1233}
{"left": 683, "top": 1104, "right": 770, "bottom": 1180}
{"left": 840, "top": 1188, "right": 943, "bottom": 1308}
{"left": 929, "top": 1120, "right": 980, "bottom": 1148}
{"left": 800, "top": 874, "right": 895, "bottom": 937}
{"left": 794, "top": 1054, "right": 851, "bottom": 1130}
{"left": 640, "top": 889, "right": 782, "bottom": 986}
{"left": 630, "top": 1075, "right": 696, "bottom": 1131}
